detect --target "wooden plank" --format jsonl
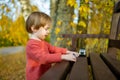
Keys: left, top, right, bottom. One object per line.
{"left": 40, "top": 61, "right": 71, "bottom": 80}
{"left": 109, "top": 13, "right": 120, "bottom": 39}
{"left": 71, "top": 37, "right": 77, "bottom": 51}
{"left": 109, "top": 39, "right": 120, "bottom": 49}
{"left": 101, "top": 53, "right": 120, "bottom": 79}
{"left": 117, "top": 19, "right": 120, "bottom": 38}
{"left": 107, "top": 48, "right": 117, "bottom": 59}
{"left": 90, "top": 53, "right": 117, "bottom": 80}
{"left": 62, "top": 34, "right": 109, "bottom": 38}
{"left": 68, "top": 57, "right": 89, "bottom": 80}
{"left": 113, "top": 0, "right": 120, "bottom": 13}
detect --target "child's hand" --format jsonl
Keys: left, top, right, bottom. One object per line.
{"left": 61, "top": 54, "right": 76, "bottom": 62}
{"left": 66, "top": 50, "right": 80, "bottom": 57}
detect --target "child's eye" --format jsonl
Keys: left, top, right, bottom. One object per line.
{"left": 45, "top": 28, "right": 50, "bottom": 31}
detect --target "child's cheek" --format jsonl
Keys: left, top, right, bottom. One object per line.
{"left": 42, "top": 30, "right": 47, "bottom": 36}
{"left": 39, "top": 28, "right": 45, "bottom": 34}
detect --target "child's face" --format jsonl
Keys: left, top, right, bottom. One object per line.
{"left": 34, "top": 24, "right": 50, "bottom": 40}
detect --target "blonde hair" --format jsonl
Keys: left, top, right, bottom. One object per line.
{"left": 26, "top": 12, "right": 52, "bottom": 33}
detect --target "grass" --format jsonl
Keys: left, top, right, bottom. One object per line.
{"left": 0, "top": 52, "right": 26, "bottom": 80}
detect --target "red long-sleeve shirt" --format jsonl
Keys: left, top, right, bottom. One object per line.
{"left": 26, "top": 39, "right": 67, "bottom": 80}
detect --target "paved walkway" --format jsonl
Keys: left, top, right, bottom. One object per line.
{"left": 0, "top": 46, "right": 25, "bottom": 54}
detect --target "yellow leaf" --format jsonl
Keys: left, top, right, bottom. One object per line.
{"left": 79, "top": 6, "right": 90, "bottom": 13}
{"left": 67, "top": 41, "right": 71, "bottom": 46}
{"left": 78, "top": 21, "right": 86, "bottom": 28}
{"left": 85, "top": 0, "right": 89, "bottom": 3}
{"left": 57, "top": 21, "right": 62, "bottom": 26}
{"left": 83, "top": 7, "right": 89, "bottom": 13}
{"left": 57, "top": 37, "right": 63, "bottom": 41}
{"left": 32, "top": 5, "right": 39, "bottom": 11}
{"left": 55, "top": 27, "right": 60, "bottom": 34}
{"left": 67, "top": 0, "right": 76, "bottom": 7}
{"left": 79, "top": 6, "right": 83, "bottom": 12}
{"left": 72, "top": 14, "right": 76, "bottom": 19}
{"left": 70, "top": 22, "right": 76, "bottom": 27}
{"left": 78, "top": 30, "right": 82, "bottom": 34}
{"left": 74, "top": 3, "right": 78, "bottom": 8}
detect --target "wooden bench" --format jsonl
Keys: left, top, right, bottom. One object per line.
{"left": 40, "top": 53, "right": 120, "bottom": 80}
{"left": 40, "top": 1, "right": 120, "bottom": 80}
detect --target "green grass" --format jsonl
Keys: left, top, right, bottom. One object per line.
{"left": 0, "top": 53, "right": 26, "bottom": 80}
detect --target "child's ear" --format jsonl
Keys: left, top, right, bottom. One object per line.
{"left": 31, "top": 26, "right": 37, "bottom": 33}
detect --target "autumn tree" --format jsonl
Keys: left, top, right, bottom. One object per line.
{"left": 0, "top": 0, "right": 29, "bottom": 47}
{"left": 50, "top": 0, "right": 116, "bottom": 54}
{"left": 85, "top": 0, "right": 115, "bottom": 54}
{"left": 50, "top": 0, "right": 75, "bottom": 48}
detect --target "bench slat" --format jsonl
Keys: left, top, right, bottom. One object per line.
{"left": 62, "top": 34, "right": 109, "bottom": 38}
{"left": 40, "top": 61, "right": 71, "bottom": 80}
{"left": 101, "top": 53, "right": 120, "bottom": 79}
{"left": 107, "top": 48, "right": 117, "bottom": 59}
{"left": 69, "top": 57, "right": 89, "bottom": 80}
{"left": 109, "top": 39, "right": 120, "bottom": 49}
{"left": 90, "top": 53, "right": 117, "bottom": 80}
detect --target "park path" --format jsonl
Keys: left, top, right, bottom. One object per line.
{"left": 0, "top": 46, "right": 25, "bottom": 54}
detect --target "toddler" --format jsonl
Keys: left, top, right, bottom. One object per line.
{"left": 25, "top": 11, "right": 79, "bottom": 80}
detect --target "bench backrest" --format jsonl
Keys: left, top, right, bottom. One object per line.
{"left": 109, "top": 0, "right": 120, "bottom": 40}
{"left": 107, "top": 1, "right": 120, "bottom": 58}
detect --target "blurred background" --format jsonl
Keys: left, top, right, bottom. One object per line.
{"left": 0, "top": 0, "right": 120, "bottom": 80}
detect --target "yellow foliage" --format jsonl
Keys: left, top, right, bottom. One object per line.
{"left": 79, "top": 5, "right": 89, "bottom": 19}
{"left": 79, "top": 5, "right": 89, "bottom": 13}
{"left": 77, "top": 0, "right": 114, "bottom": 54}
{"left": 87, "top": 13, "right": 103, "bottom": 34}
{"left": 9, "top": 15, "right": 28, "bottom": 45}
{"left": 72, "top": 14, "right": 76, "bottom": 19}
{"left": 88, "top": 21, "right": 100, "bottom": 34}
{"left": 77, "top": 30, "right": 82, "bottom": 34}
{"left": 85, "top": 0, "right": 89, "bottom": 3}
{"left": 70, "top": 22, "right": 76, "bottom": 28}
{"left": 0, "top": 15, "right": 28, "bottom": 46}
{"left": 55, "top": 27, "right": 60, "bottom": 34}
{"left": 31, "top": 5, "right": 39, "bottom": 11}
{"left": 85, "top": 38, "right": 98, "bottom": 49}
{"left": 57, "top": 37, "right": 63, "bottom": 41}
{"left": 73, "top": 3, "right": 78, "bottom": 8}
{"left": 67, "top": 40, "right": 71, "bottom": 46}
{"left": 0, "top": 15, "right": 10, "bottom": 27}
{"left": 57, "top": 20, "right": 62, "bottom": 26}
{"left": 78, "top": 21, "right": 86, "bottom": 28}
{"left": 67, "top": 0, "right": 78, "bottom": 8}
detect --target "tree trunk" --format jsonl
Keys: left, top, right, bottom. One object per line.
{"left": 50, "top": 0, "right": 74, "bottom": 48}
{"left": 50, "top": 0, "right": 59, "bottom": 46}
